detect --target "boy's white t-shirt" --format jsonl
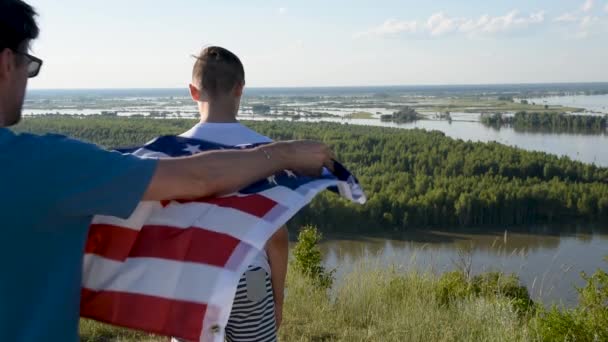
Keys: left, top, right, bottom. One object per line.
{"left": 180, "top": 122, "right": 273, "bottom": 274}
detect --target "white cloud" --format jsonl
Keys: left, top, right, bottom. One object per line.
{"left": 605, "top": 2, "right": 608, "bottom": 12}
{"left": 554, "top": 12, "right": 578, "bottom": 23}
{"left": 278, "top": 7, "right": 287, "bottom": 15}
{"left": 575, "top": 15, "right": 601, "bottom": 38}
{"left": 356, "top": 10, "right": 545, "bottom": 39}
{"left": 553, "top": 12, "right": 601, "bottom": 39}
{"left": 475, "top": 11, "right": 544, "bottom": 34}
{"left": 582, "top": 0, "right": 594, "bottom": 12}
{"left": 571, "top": 15, "right": 600, "bottom": 39}
{"left": 426, "top": 12, "right": 459, "bottom": 36}
{"left": 580, "top": 16, "right": 596, "bottom": 28}
{"left": 354, "top": 18, "right": 418, "bottom": 38}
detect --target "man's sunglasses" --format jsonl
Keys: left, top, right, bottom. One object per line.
{"left": 14, "top": 51, "right": 43, "bottom": 78}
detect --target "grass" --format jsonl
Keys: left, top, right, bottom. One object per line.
{"left": 345, "top": 111, "right": 375, "bottom": 119}
{"left": 79, "top": 319, "right": 160, "bottom": 342}
{"left": 80, "top": 264, "right": 533, "bottom": 342}
{"left": 279, "top": 264, "right": 533, "bottom": 342}
{"left": 424, "top": 98, "right": 584, "bottom": 115}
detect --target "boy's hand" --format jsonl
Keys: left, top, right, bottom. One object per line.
{"left": 275, "top": 300, "right": 283, "bottom": 329}
{"left": 269, "top": 140, "right": 335, "bottom": 176}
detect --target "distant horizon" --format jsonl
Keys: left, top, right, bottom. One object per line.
{"left": 26, "top": 81, "right": 608, "bottom": 91}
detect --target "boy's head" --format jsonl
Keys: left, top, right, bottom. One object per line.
{"left": 189, "top": 46, "right": 245, "bottom": 106}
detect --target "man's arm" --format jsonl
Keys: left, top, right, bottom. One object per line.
{"left": 143, "top": 140, "right": 334, "bottom": 201}
{"left": 32, "top": 136, "right": 332, "bottom": 220}
{"left": 266, "top": 226, "right": 288, "bottom": 329}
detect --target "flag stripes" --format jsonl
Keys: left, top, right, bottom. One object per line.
{"left": 80, "top": 136, "right": 366, "bottom": 341}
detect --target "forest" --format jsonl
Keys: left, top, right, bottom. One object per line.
{"left": 14, "top": 116, "right": 608, "bottom": 232}
{"left": 480, "top": 111, "right": 608, "bottom": 134}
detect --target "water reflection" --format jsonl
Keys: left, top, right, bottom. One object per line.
{"left": 527, "top": 94, "right": 608, "bottom": 114}
{"left": 301, "top": 225, "right": 608, "bottom": 307}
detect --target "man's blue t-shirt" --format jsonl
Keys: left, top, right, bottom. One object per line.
{"left": 0, "top": 128, "right": 158, "bottom": 341}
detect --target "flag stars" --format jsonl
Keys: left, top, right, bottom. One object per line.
{"left": 285, "top": 170, "right": 297, "bottom": 178}
{"left": 183, "top": 144, "right": 202, "bottom": 154}
{"left": 267, "top": 175, "right": 278, "bottom": 185}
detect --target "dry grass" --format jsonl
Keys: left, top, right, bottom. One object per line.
{"left": 80, "top": 263, "right": 535, "bottom": 342}
{"left": 278, "top": 263, "right": 532, "bottom": 342}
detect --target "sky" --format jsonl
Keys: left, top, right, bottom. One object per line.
{"left": 25, "top": 0, "right": 608, "bottom": 89}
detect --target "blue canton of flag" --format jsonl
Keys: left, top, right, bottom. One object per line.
{"left": 118, "top": 135, "right": 367, "bottom": 203}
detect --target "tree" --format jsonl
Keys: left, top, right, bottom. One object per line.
{"left": 292, "top": 226, "right": 334, "bottom": 289}
{"left": 389, "top": 106, "right": 422, "bottom": 123}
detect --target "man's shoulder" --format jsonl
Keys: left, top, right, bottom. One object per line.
{"left": 5, "top": 132, "right": 121, "bottom": 166}
{"left": 3, "top": 131, "right": 67, "bottom": 150}
{"left": 13, "top": 132, "right": 98, "bottom": 151}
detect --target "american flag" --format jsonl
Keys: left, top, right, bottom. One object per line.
{"left": 80, "top": 136, "right": 366, "bottom": 342}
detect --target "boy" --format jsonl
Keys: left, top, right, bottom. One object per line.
{"left": 175, "top": 46, "right": 287, "bottom": 342}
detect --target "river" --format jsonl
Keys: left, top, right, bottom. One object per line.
{"left": 311, "top": 225, "right": 607, "bottom": 307}
{"left": 527, "top": 94, "right": 608, "bottom": 114}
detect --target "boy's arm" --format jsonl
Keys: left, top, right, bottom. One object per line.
{"left": 266, "top": 226, "right": 289, "bottom": 328}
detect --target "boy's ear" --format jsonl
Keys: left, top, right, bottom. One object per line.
{"left": 189, "top": 83, "right": 200, "bottom": 101}
{"left": 233, "top": 82, "right": 245, "bottom": 97}
{"left": 0, "top": 48, "right": 15, "bottom": 81}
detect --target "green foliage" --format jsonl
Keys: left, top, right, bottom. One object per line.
{"left": 292, "top": 226, "right": 334, "bottom": 289}
{"left": 471, "top": 272, "right": 535, "bottom": 314}
{"left": 572, "top": 257, "right": 608, "bottom": 341}
{"left": 533, "top": 257, "right": 608, "bottom": 341}
{"left": 382, "top": 106, "right": 422, "bottom": 122}
{"left": 436, "top": 270, "right": 535, "bottom": 315}
{"left": 481, "top": 111, "right": 608, "bottom": 134}
{"left": 13, "top": 116, "right": 608, "bottom": 232}
{"left": 578, "top": 257, "right": 608, "bottom": 315}
{"left": 532, "top": 307, "right": 592, "bottom": 342}
{"left": 345, "top": 111, "right": 374, "bottom": 119}
{"left": 435, "top": 271, "right": 472, "bottom": 306}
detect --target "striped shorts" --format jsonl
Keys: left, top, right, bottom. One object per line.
{"left": 225, "top": 266, "right": 277, "bottom": 342}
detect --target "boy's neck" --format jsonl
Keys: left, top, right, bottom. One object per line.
{"left": 198, "top": 100, "right": 239, "bottom": 123}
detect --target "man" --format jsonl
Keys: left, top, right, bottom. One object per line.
{"left": 174, "top": 46, "right": 287, "bottom": 342}
{"left": 0, "top": 1, "right": 334, "bottom": 341}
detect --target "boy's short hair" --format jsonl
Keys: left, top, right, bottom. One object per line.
{"left": 0, "top": 0, "right": 39, "bottom": 51}
{"left": 192, "top": 46, "right": 245, "bottom": 98}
